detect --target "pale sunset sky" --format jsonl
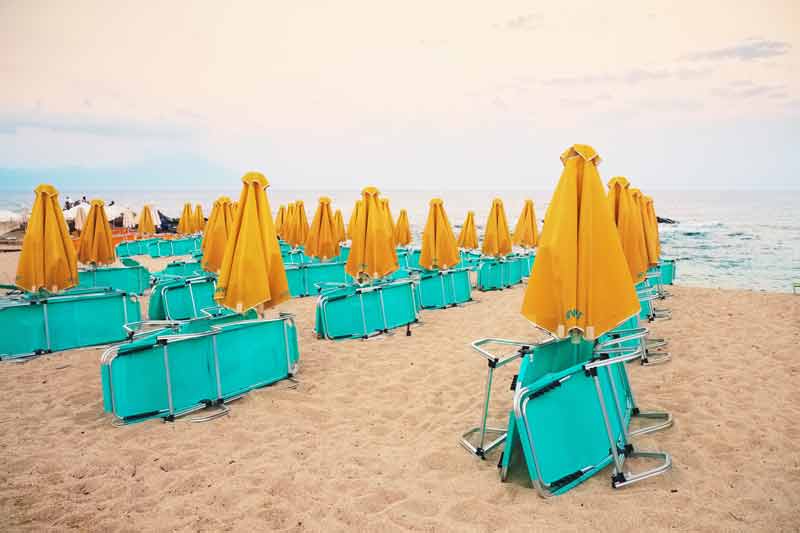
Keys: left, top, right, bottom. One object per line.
{"left": 1, "top": 1, "right": 798, "bottom": 190}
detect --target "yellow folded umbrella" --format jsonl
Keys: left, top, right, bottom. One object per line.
{"left": 644, "top": 196, "right": 661, "bottom": 261}
{"left": 283, "top": 202, "right": 296, "bottom": 244}
{"left": 177, "top": 203, "right": 194, "bottom": 234}
{"left": 630, "top": 189, "right": 658, "bottom": 267}
{"left": 77, "top": 199, "right": 116, "bottom": 265}
{"left": 482, "top": 198, "right": 512, "bottom": 257}
{"left": 333, "top": 209, "right": 346, "bottom": 243}
{"left": 347, "top": 200, "right": 362, "bottom": 240}
{"left": 275, "top": 205, "right": 286, "bottom": 239}
{"left": 194, "top": 204, "right": 205, "bottom": 232}
{"left": 419, "top": 198, "right": 459, "bottom": 270}
{"left": 457, "top": 211, "right": 478, "bottom": 250}
{"left": 305, "top": 196, "right": 341, "bottom": 260}
{"left": 512, "top": 199, "right": 539, "bottom": 248}
{"left": 215, "top": 172, "right": 289, "bottom": 312}
{"left": 380, "top": 198, "right": 395, "bottom": 239}
{"left": 394, "top": 208, "right": 412, "bottom": 246}
{"left": 295, "top": 200, "right": 310, "bottom": 246}
{"left": 607, "top": 177, "right": 648, "bottom": 283}
{"left": 137, "top": 205, "right": 156, "bottom": 236}
{"left": 202, "top": 196, "right": 235, "bottom": 273}
{"left": 345, "top": 186, "right": 398, "bottom": 281}
{"left": 521, "top": 144, "right": 639, "bottom": 340}
{"left": 15, "top": 184, "right": 78, "bottom": 292}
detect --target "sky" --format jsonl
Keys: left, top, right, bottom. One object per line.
{"left": 0, "top": 0, "right": 798, "bottom": 191}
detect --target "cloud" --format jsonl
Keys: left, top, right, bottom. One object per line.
{"left": 543, "top": 66, "right": 711, "bottom": 86}
{"left": 685, "top": 39, "right": 791, "bottom": 62}
{"left": 496, "top": 13, "right": 542, "bottom": 32}
{"left": 712, "top": 83, "right": 787, "bottom": 99}
{"left": 0, "top": 111, "right": 196, "bottom": 139}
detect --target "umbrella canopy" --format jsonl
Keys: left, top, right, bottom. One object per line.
{"left": 122, "top": 208, "right": 136, "bottom": 229}
{"left": 512, "top": 199, "right": 539, "bottom": 248}
{"left": 137, "top": 205, "right": 156, "bottom": 236}
{"left": 347, "top": 200, "right": 362, "bottom": 240}
{"left": 394, "top": 208, "right": 412, "bottom": 246}
{"left": 202, "top": 196, "right": 235, "bottom": 273}
{"left": 295, "top": 200, "right": 310, "bottom": 246}
{"left": 15, "top": 184, "right": 78, "bottom": 292}
{"left": 419, "top": 198, "right": 459, "bottom": 270}
{"left": 305, "top": 197, "right": 340, "bottom": 260}
{"left": 643, "top": 196, "right": 660, "bottom": 263}
{"left": 630, "top": 189, "right": 658, "bottom": 267}
{"left": 73, "top": 204, "right": 88, "bottom": 232}
{"left": 275, "top": 205, "right": 286, "bottom": 238}
{"left": 194, "top": 204, "right": 205, "bottom": 232}
{"left": 521, "top": 144, "right": 639, "bottom": 340}
{"left": 345, "top": 186, "right": 398, "bottom": 281}
{"left": 607, "top": 177, "right": 648, "bottom": 283}
{"left": 215, "top": 172, "right": 289, "bottom": 312}
{"left": 333, "top": 209, "right": 346, "bottom": 243}
{"left": 380, "top": 198, "right": 395, "bottom": 239}
{"left": 457, "top": 211, "right": 478, "bottom": 250}
{"left": 482, "top": 198, "right": 512, "bottom": 257}
{"left": 282, "top": 202, "right": 296, "bottom": 243}
{"left": 77, "top": 199, "right": 116, "bottom": 265}
{"left": 177, "top": 203, "right": 194, "bottom": 234}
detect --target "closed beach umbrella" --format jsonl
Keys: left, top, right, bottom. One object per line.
{"left": 630, "top": 189, "right": 657, "bottom": 267}
{"left": 345, "top": 186, "right": 398, "bottom": 281}
{"left": 194, "top": 204, "right": 205, "bottom": 232}
{"left": 380, "top": 198, "right": 395, "bottom": 239}
{"left": 419, "top": 198, "right": 459, "bottom": 270}
{"left": 333, "top": 209, "right": 346, "bottom": 243}
{"left": 73, "top": 204, "right": 88, "bottom": 233}
{"left": 283, "top": 202, "right": 297, "bottom": 244}
{"left": 77, "top": 199, "right": 116, "bottom": 265}
{"left": 521, "top": 144, "right": 639, "bottom": 340}
{"left": 457, "top": 211, "right": 478, "bottom": 250}
{"left": 394, "top": 209, "right": 412, "bottom": 246}
{"left": 643, "top": 196, "right": 660, "bottom": 262}
{"left": 305, "top": 197, "right": 340, "bottom": 260}
{"left": 295, "top": 200, "right": 310, "bottom": 246}
{"left": 482, "top": 198, "right": 512, "bottom": 257}
{"left": 202, "top": 196, "right": 235, "bottom": 273}
{"left": 15, "top": 184, "right": 78, "bottom": 292}
{"left": 215, "top": 172, "right": 289, "bottom": 313}
{"left": 137, "top": 205, "right": 156, "bottom": 236}
{"left": 607, "top": 177, "right": 648, "bottom": 283}
{"left": 347, "top": 200, "right": 362, "bottom": 240}
{"left": 122, "top": 208, "right": 136, "bottom": 229}
{"left": 275, "top": 205, "right": 286, "bottom": 239}
{"left": 512, "top": 199, "right": 539, "bottom": 248}
{"left": 177, "top": 203, "right": 194, "bottom": 234}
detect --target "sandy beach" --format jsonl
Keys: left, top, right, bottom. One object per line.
{"left": 1, "top": 252, "right": 799, "bottom": 532}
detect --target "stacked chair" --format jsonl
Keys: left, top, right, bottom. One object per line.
{"left": 77, "top": 258, "right": 150, "bottom": 295}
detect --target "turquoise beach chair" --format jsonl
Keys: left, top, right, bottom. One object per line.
{"left": 152, "top": 259, "right": 205, "bottom": 283}
{"left": 314, "top": 278, "right": 420, "bottom": 340}
{"left": 285, "top": 262, "right": 349, "bottom": 297}
{"left": 116, "top": 238, "right": 161, "bottom": 258}
{"left": 147, "top": 237, "right": 202, "bottom": 258}
{"left": 77, "top": 263, "right": 150, "bottom": 295}
{"left": 476, "top": 256, "right": 526, "bottom": 291}
{"left": 100, "top": 312, "right": 299, "bottom": 424}
{"left": 148, "top": 275, "right": 217, "bottom": 321}
{"left": 659, "top": 259, "right": 676, "bottom": 286}
{"left": 415, "top": 268, "right": 472, "bottom": 309}
{"left": 498, "top": 333, "right": 671, "bottom": 496}
{"left": 0, "top": 288, "right": 141, "bottom": 360}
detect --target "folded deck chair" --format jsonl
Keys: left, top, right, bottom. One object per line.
{"left": 147, "top": 237, "right": 202, "bottom": 258}
{"left": 498, "top": 334, "right": 671, "bottom": 496}
{"left": 0, "top": 288, "right": 141, "bottom": 360}
{"left": 116, "top": 238, "right": 160, "bottom": 258}
{"left": 476, "top": 256, "right": 525, "bottom": 291}
{"left": 152, "top": 259, "right": 204, "bottom": 283}
{"left": 457, "top": 250, "right": 483, "bottom": 270}
{"left": 608, "top": 315, "right": 670, "bottom": 366}
{"left": 315, "top": 279, "right": 420, "bottom": 340}
{"left": 415, "top": 268, "right": 472, "bottom": 309}
{"left": 659, "top": 259, "right": 676, "bottom": 286}
{"left": 148, "top": 275, "right": 217, "bottom": 321}
{"left": 101, "top": 312, "right": 299, "bottom": 424}
{"left": 77, "top": 264, "right": 150, "bottom": 295}
{"left": 286, "top": 262, "right": 349, "bottom": 298}
{"left": 637, "top": 287, "right": 671, "bottom": 322}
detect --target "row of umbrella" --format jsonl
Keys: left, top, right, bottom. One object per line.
{"left": 608, "top": 177, "right": 661, "bottom": 284}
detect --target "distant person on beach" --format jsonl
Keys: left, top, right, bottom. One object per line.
{"left": 81, "top": 196, "right": 87, "bottom": 204}
{"left": 64, "top": 195, "right": 72, "bottom": 209}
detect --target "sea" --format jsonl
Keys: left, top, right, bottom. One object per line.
{"left": 1, "top": 188, "right": 798, "bottom": 294}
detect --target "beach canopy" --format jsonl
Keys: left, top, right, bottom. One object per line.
{"left": 347, "top": 200, "right": 362, "bottom": 241}
{"left": 305, "top": 196, "right": 340, "bottom": 260}
{"left": 122, "top": 208, "right": 136, "bottom": 229}
{"left": 607, "top": 177, "right": 648, "bottom": 283}
{"left": 275, "top": 205, "right": 286, "bottom": 239}
{"left": 482, "top": 198, "right": 512, "bottom": 257}
{"left": 15, "top": 184, "right": 78, "bottom": 292}
{"left": 345, "top": 186, "right": 398, "bottom": 281}
{"left": 419, "top": 198, "right": 459, "bottom": 270}
{"left": 137, "top": 205, "right": 156, "bottom": 236}
{"left": 333, "top": 209, "right": 346, "bottom": 243}
{"left": 457, "top": 211, "right": 478, "bottom": 250}
{"left": 77, "top": 199, "right": 116, "bottom": 265}
{"left": 73, "top": 204, "right": 88, "bottom": 233}
{"left": 177, "top": 203, "right": 194, "bottom": 234}
{"left": 521, "top": 144, "right": 639, "bottom": 340}
{"left": 215, "top": 172, "right": 289, "bottom": 312}
{"left": 202, "top": 196, "right": 235, "bottom": 273}
{"left": 380, "top": 198, "right": 395, "bottom": 240}
{"left": 194, "top": 204, "right": 205, "bottom": 232}
{"left": 394, "top": 208, "right": 412, "bottom": 246}
{"left": 512, "top": 199, "right": 539, "bottom": 248}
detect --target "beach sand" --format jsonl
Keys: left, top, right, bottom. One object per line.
{"left": 1, "top": 251, "right": 799, "bottom": 532}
